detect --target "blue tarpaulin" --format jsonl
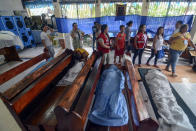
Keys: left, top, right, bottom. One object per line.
{"left": 88, "top": 65, "right": 129, "bottom": 126}
{"left": 56, "top": 15, "right": 194, "bottom": 39}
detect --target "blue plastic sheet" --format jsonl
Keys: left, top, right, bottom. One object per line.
{"left": 88, "top": 65, "right": 129, "bottom": 126}
{"left": 56, "top": 15, "right": 193, "bottom": 39}
{"left": 28, "top": 57, "right": 53, "bottom": 75}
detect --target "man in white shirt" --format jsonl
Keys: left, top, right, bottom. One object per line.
{"left": 40, "top": 25, "right": 55, "bottom": 57}
{"left": 173, "top": 21, "right": 183, "bottom": 34}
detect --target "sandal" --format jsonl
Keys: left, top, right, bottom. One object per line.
{"left": 146, "top": 63, "right": 150, "bottom": 66}
{"left": 172, "top": 73, "right": 178, "bottom": 77}
{"left": 154, "top": 65, "right": 160, "bottom": 68}
{"left": 165, "top": 68, "right": 171, "bottom": 72}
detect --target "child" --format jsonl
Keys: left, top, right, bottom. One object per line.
{"left": 146, "top": 27, "right": 166, "bottom": 68}
{"left": 114, "top": 25, "right": 126, "bottom": 64}
{"left": 132, "top": 24, "right": 147, "bottom": 67}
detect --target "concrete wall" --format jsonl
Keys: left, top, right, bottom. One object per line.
{"left": 0, "top": 0, "right": 23, "bottom": 11}
{"left": 0, "top": 0, "right": 24, "bottom": 16}
{"left": 0, "top": 99, "right": 22, "bottom": 131}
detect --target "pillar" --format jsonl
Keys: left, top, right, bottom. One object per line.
{"left": 190, "top": 17, "right": 196, "bottom": 43}
{"left": 141, "top": 0, "right": 150, "bottom": 25}
{"left": 95, "top": 0, "right": 101, "bottom": 17}
{"left": 141, "top": 0, "right": 150, "bottom": 16}
{"left": 53, "top": 0, "right": 66, "bottom": 49}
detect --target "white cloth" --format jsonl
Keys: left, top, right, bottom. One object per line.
{"left": 40, "top": 31, "right": 52, "bottom": 47}
{"left": 155, "top": 35, "right": 164, "bottom": 51}
{"left": 145, "top": 69, "right": 194, "bottom": 131}
{"left": 57, "top": 61, "right": 84, "bottom": 86}
{"left": 0, "top": 31, "right": 24, "bottom": 49}
{"left": 64, "top": 34, "right": 74, "bottom": 50}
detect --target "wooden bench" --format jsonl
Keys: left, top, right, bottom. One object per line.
{"left": 54, "top": 52, "right": 101, "bottom": 131}
{"left": 0, "top": 52, "right": 48, "bottom": 86}
{"left": 0, "top": 49, "right": 77, "bottom": 130}
{"left": 55, "top": 55, "right": 143, "bottom": 131}
{"left": 124, "top": 55, "right": 159, "bottom": 131}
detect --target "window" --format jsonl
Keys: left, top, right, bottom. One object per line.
{"left": 186, "top": 2, "right": 196, "bottom": 15}
{"left": 61, "top": 4, "right": 95, "bottom": 18}
{"left": 78, "top": 4, "right": 96, "bottom": 18}
{"left": 101, "top": 3, "right": 116, "bottom": 16}
{"left": 168, "top": 2, "right": 188, "bottom": 16}
{"left": 126, "top": 2, "right": 142, "bottom": 15}
{"left": 148, "top": 2, "right": 169, "bottom": 17}
{"left": 61, "top": 4, "right": 78, "bottom": 18}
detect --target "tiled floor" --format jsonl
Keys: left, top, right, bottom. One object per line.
{"left": 171, "top": 83, "right": 196, "bottom": 116}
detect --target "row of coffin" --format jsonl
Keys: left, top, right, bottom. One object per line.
{"left": 1, "top": 49, "right": 192, "bottom": 131}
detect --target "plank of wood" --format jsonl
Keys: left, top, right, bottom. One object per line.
{"left": 73, "top": 56, "right": 104, "bottom": 124}
{"left": 0, "top": 53, "right": 47, "bottom": 85}
{"left": 3, "top": 52, "right": 67, "bottom": 100}
{"left": 125, "top": 55, "right": 149, "bottom": 122}
{"left": 12, "top": 55, "right": 72, "bottom": 114}
{"left": 57, "top": 52, "right": 96, "bottom": 112}
{"left": 110, "top": 124, "right": 129, "bottom": 131}
{"left": 138, "top": 82, "right": 158, "bottom": 123}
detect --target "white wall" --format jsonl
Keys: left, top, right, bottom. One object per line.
{"left": 0, "top": 0, "right": 23, "bottom": 11}
{"left": 0, "top": 99, "right": 22, "bottom": 131}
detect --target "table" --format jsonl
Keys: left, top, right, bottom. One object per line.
{"left": 0, "top": 31, "right": 23, "bottom": 62}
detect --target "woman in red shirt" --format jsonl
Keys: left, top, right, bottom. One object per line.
{"left": 97, "top": 24, "right": 110, "bottom": 64}
{"left": 132, "top": 24, "right": 148, "bottom": 66}
{"left": 114, "top": 25, "right": 126, "bottom": 64}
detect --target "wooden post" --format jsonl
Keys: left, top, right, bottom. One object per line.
{"left": 141, "top": 0, "right": 150, "bottom": 16}
{"left": 53, "top": 0, "right": 66, "bottom": 49}
{"left": 95, "top": 0, "right": 101, "bottom": 17}
{"left": 190, "top": 17, "right": 196, "bottom": 43}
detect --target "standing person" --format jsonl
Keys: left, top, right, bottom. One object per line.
{"left": 125, "top": 21, "right": 133, "bottom": 54}
{"left": 132, "top": 24, "right": 147, "bottom": 67}
{"left": 114, "top": 25, "right": 126, "bottom": 64}
{"left": 95, "top": 24, "right": 102, "bottom": 50}
{"left": 97, "top": 24, "right": 110, "bottom": 65}
{"left": 146, "top": 27, "right": 166, "bottom": 68}
{"left": 173, "top": 21, "right": 183, "bottom": 34}
{"left": 41, "top": 25, "right": 55, "bottom": 58}
{"left": 165, "top": 24, "right": 196, "bottom": 77}
{"left": 71, "top": 23, "right": 84, "bottom": 50}
{"left": 92, "top": 22, "right": 99, "bottom": 51}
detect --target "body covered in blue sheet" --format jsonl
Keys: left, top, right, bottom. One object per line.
{"left": 89, "top": 65, "right": 129, "bottom": 126}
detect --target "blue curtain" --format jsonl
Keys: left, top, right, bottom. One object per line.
{"left": 56, "top": 15, "right": 194, "bottom": 39}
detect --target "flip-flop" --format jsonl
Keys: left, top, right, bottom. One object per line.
{"left": 172, "top": 73, "right": 178, "bottom": 77}
{"left": 154, "top": 65, "right": 160, "bottom": 68}
{"left": 165, "top": 68, "right": 171, "bottom": 72}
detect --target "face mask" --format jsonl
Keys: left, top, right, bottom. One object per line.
{"left": 184, "top": 40, "right": 188, "bottom": 46}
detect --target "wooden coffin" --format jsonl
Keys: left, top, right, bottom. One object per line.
{"left": 55, "top": 55, "right": 144, "bottom": 131}
{"left": 137, "top": 67, "right": 196, "bottom": 130}
{"left": 125, "top": 54, "right": 195, "bottom": 131}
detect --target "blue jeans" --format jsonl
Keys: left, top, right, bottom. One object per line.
{"left": 133, "top": 49, "right": 144, "bottom": 65}
{"left": 166, "top": 49, "right": 183, "bottom": 73}
{"left": 147, "top": 49, "right": 160, "bottom": 65}
{"left": 93, "top": 36, "right": 96, "bottom": 51}
{"left": 46, "top": 45, "right": 55, "bottom": 58}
